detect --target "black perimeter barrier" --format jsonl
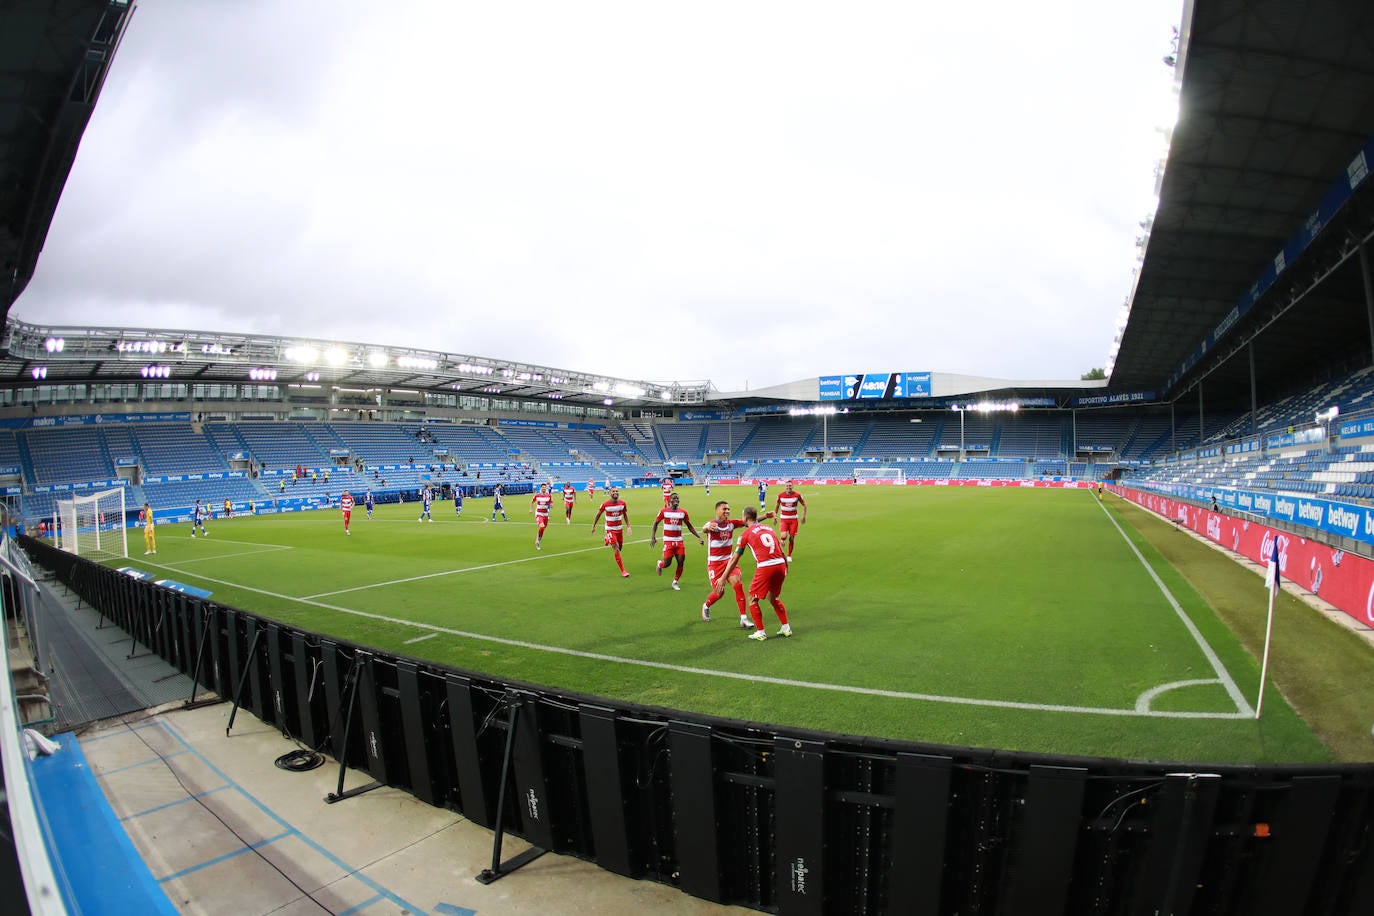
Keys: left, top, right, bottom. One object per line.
{"left": 15, "top": 535, "right": 1374, "bottom": 915}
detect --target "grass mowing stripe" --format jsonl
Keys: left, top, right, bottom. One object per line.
{"left": 133, "top": 552, "right": 1248, "bottom": 720}
{"left": 105, "top": 487, "right": 1340, "bottom": 761}
{"left": 1096, "top": 496, "right": 1253, "bottom": 716}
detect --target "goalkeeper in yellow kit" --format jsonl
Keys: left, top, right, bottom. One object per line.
{"left": 142, "top": 502, "right": 157, "bottom": 555}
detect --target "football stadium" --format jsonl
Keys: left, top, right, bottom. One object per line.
{"left": 4, "top": 2, "right": 1374, "bottom": 915}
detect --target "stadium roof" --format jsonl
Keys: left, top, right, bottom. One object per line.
{"left": 1108, "top": 0, "right": 1374, "bottom": 408}
{"left": 0, "top": 318, "right": 715, "bottom": 410}
{"left": 4, "top": 0, "right": 1374, "bottom": 415}
{"left": 0, "top": 0, "right": 133, "bottom": 319}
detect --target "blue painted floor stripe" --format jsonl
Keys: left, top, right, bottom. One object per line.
{"left": 148, "top": 718, "right": 433, "bottom": 916}
{"left": 120, "top": 785, "right": 229, "bottom": 821}
{"left": 157, "top": 831, "right": 290, "bottom": 883}
{"left": 336, "top": 893, "right": 384, "bottom": 915}
{"left": 78, "top": 720, "right": 166, "bottom": 745}
{"left": 435, "top": 904, "right": 478, "bottom": 916}
{"left": 94, "top": 748, "right": 189, "bottom": 778}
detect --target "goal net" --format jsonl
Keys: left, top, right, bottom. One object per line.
{"left": 56, "top": 487, "right": 128, "bottom": 560}
{"left": 852, "top": 466, "right": 905, "bottom": 484}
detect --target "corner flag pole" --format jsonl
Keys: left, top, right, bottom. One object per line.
{"left": 1255, "top": 539, "right": 1281, "bottom": 719}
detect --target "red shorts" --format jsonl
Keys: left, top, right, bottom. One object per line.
{"left": 660, "top": 542, "right": 685, "bottom": 563}
{"left": 564, "top": 501, "right": 575, "bottom": 513}
{"left": 537, "top": 517, "right": 549, "bottom": 533}
{"left": 341, "top": 509, "right": 351, "bottom": 522}
{"left": 748, "top": 564, "right": 787, "bottom": 601}
{"left": 779, "top": 518, "right": 799, "bottom": 537}
{"left": 707, "top": 561, "right": 740, "bottom": 587}
{"left": 603, "top": 531, "right": 624, "bottom": 549}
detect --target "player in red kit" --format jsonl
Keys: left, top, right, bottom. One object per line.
{"left": 586, "top": 479, "right": 597, "bottom": 504}
{"left": 530, "top": 484, "right": 554, "bottom": 549}
{"left": 715, "top": 506, "right": 791, "bottom": 640}
{"left": 562, "top": 482, "right": 577, "bottom": 524}
{"left": 700, "top": 500, "right": 774, "bottom": 624}
{"left": 339, "top": 490, "right": 355, "bottom": 535}
{"left": 660, "top": 476, "right": 675, "bottom": 507}
{"left": 591, "top": 487, "right": 632, "bottom": 577}
{"left": 650, "top": 493, "right": 703, "bottom": 591}
{"left": 774, "top": 481, "right": 808, "bottom": 562}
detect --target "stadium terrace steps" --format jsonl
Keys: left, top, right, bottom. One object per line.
{"left": 655, "top": 422, "right": 706, "bottom": 462}
{"left": 233, "top": 421, "right": 331, "bottom": 468}
{"left": 99, "top": 426, "right": 146, "bottom": 472}
{"left": 202, "top": 422, "right": 253, "bottom": 464}
{"left": 733, "top": 418, "right": 815, "bottom": 460}
{"left": 23, "top": 427, "right": 117, "bottom": 485}
{"left": 135, "top": 423, "right": 232, "bottom": 476}
{"left": 0, "top": 428, "right": 22, "bottom": 472}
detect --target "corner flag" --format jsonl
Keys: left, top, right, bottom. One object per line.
{"left": 1264, "top": 539, "right": 1281, "bottom": 595}
{"left": 1256, "top": 538, "right": 1281, "bottom": 718}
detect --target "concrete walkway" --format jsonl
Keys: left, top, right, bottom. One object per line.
{"left": 82, "top": 702, "right": 744, "bottom": 916}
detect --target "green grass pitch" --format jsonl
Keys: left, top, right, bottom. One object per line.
{"left": 119, "top": 484, "right": 1360, "bottom": 764}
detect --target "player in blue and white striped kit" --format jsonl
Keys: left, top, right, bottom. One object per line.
{"left": 490, "top": 484, "right": 509, "bottom": 521}
{"left": 453, "top": 485, "right": 464, "bottom": 517}
{"left": 191, "top": 499, "right": 209, "bottom": 538}
{"left": 364, "top": 488, "right": 374, "bottom": 520}
{"left": 418, "top": 485, "right": 433, "bottom": 522}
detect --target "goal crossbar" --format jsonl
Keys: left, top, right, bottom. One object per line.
{"left": 852, "top": 467, "right": 905, "bottom": 483}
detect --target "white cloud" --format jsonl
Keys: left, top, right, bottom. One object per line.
{"left": 17, "top": 0, "right": 1182, "bottom": 392}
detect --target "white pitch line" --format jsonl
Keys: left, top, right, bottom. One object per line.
{"left": 185, "top": 537, "right": 299, "bottom": 550}
{"left": 1135, "top": 678, "right": 1225, "bottom": 714}
{"left": 172, "top": 545, "right": 294, "bottom": 565}
{"left": 301, "top": 539, "right": 650, "bottom": 599}
{"left": 403, "top": 633, "right": 438, "bottom": 645}
{"left": 133, "top": 556, "right": 1249, "bottom": 720}
{"left": 1098, "top": 498, "right": 1255, "bottom": 717}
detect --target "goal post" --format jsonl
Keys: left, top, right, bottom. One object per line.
{"left": 852, "top": 466, "right": 905, "bottom": 484}
{"left": 56, "top": 487, "right": 129, "bottom": 560}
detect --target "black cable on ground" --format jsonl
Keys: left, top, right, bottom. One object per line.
{"left": 274, "top": 749, "right": 324, "bottom": 772}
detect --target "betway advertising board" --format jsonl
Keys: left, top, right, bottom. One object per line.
{"left": 1138, "top": 480, "right": 1374, "bottom": 547}
{"left": 1120, "top": 487, "right": 1374, "bottom": 630}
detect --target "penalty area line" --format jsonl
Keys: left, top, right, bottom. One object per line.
{"left": 172, "top": 545, "right": 294, "bottom": 565}
{"left": 119, "top": 559, "right": 1249, "bottom": 720}
{"left": 301, "top": 539, "right": 654, "bottom": 599}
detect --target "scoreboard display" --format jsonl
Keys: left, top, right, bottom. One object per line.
{"left": 819, "top": 371, "right": 930, "bottom": 401}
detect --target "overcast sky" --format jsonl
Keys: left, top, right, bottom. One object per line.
{"left": 16, "top": 0, "right": 1181, "bottom": 393}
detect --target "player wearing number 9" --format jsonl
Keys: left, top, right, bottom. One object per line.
{"left": 714, "top": 505, "right": 793, "bottom": 640}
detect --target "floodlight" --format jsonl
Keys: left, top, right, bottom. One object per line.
{"left": 367, "top": 351, "right": 388, "bottom": 368}
{"left": 31, "top": 366, "right": 47, "bottom": 380}
{"left": 284, "top": 346, "right": 318, "bottom": 363}
{"left": 45, "top": 337, "right": 64, "bottom": 353}
{"left": 323, "top": 347, "right": 347, "bottom": 366}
